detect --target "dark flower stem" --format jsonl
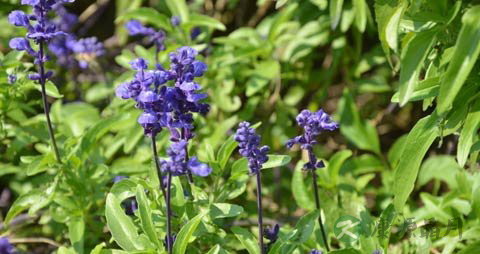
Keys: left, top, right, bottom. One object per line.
{"left": 256, "top": 171, "right": 265, "bottom": 254}
{"left": 151, "top": 135, "right": 167, "bottom": 198}
{"left": 166, "top": 171, "right": 173, "bottom": 254}
{"left": 308, "top": 151, "right": 329, "bottom": 252}
{"left": 38, "top": 41, "right": 61, "bottom": 163}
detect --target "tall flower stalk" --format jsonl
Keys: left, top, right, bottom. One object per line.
{"left": 8, "top": 0, "right": 77, "bottom": 163}
{"left": 235, "top": 122, "right": 270, "bottom": 254}
{"left": 286, "top": 109, "right": 339, "bottom": 252}
{"left": 115, "top": 46, "right": 211, "bottom": 253}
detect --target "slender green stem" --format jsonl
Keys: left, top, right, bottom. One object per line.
{"left": 166, "top": 171, "right": 173, "bottom": 254}
{"left": 256, "top": 172, "right": 265, "bottom": 254}
{"left": 38, "top": 41, "right": 61, "bottom": 163}
{"left": 151, "top": 135, "right": 167, "bottom": 198}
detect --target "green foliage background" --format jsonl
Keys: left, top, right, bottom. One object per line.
{"left": 1, "top": 0, "right": 480, "bottom": 253}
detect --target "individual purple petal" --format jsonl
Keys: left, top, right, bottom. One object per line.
{"left": 9, "top": 10, "right": 30, "bottom": 27}
{"left": 8, "top": 74, "right": 17, "bottom": 84}
{"left": 125, "top": 20, "right": 148, "bottom": 36}
{"left": 138, "top": 90, "right": 159, "bottom": 103}
{"left": 192, "top": 61, "right": 207, "bottom": 77}
{"left": 9, "top": 37, "right": 34, "bottom": 54}
{"left": 138, "top": 112, "right": 158, "bottom": 124}
{"left": 130, "top": 58, "right": 148, "bottom": 71}
{"left": 188, "top": 157, "right": 211, "bottom": 177}
{"left": 21, "top": 0, "right": 40, "bottom": 5}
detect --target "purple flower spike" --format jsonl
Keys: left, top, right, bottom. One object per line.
{"left": 234, "top": 122, "right": 270, "bottom": 175}
{"left": 130, "top": 58, "right": 149, "bottom": 71}
{"left": 310, "top": 250, "right": 323, "bottom": 254}
{"left": 0, "top": 238, "right": 14, "bottom": 254}
{"left": 264, "top": 224, "right": 280, "bottom": 243}
{"left": 160, "top": 141, "right": 211, "bottom": 177}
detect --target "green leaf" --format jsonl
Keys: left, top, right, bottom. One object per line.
{"left": 172, "top": 213, "right": 205, "bottom": 254}
{"left": 398, "top": 29, "right": 438, "bottom": 106}
{"left": 329, "top": 248, "right": 362, "bottom": 254}
{"left": 292, "top": 161, "right": 315, "bottom": 210}
{"left": 205, "top": 245, "right": 228, "bottom": 254}
{"left": 116, "top": 7, "right": 171, "bottom": 32}
{"left": 338, "top": 89, "right": 381, "bottom": 154}
{"left": 457, "top": 99, "right": 480, "bottom": 168}
{"left": 328, "top": 150, "right": 353, "bottom": 186}
{"left": 378, "top": 204, "right": 396, "bottom": 251}
{"left": 5, "top": 191, "right": 45, "bottom": 224}
{"left": 418, "top": 155, "right": 461, "bottom": 188}
{"left": 330, "top": 0, "right": 344, "bottom": 29}
{"left": 34, "top": 81, "right": 63, "bottom": 98}
{"left": 458, "top": 241, "right": 480, "bottom": 254}
{"left": 353, "top": 0, "right": 367, "bottom": 32}
{"left": 437, "top": 6, "right": 480, "bottom": 114}
{"left": 287, "top": 210, "right": 319, "bottom": 244}
{"left": 216, "top": 136, "right": 238, "bottom": 170}
{"left": 393, "top": 114, "right": 439, "bottom": 211}
{"left": 136, "top": 185, "right": 162, "bottom": 249}
{"left": 374, "top": 0, "right": 407, "bottom": 57}
{"left": 105, "top": 194, "right": 145, "bottom": 252}
{"left": 209, "top": 203, "right": 244, "bottom": 220}
{"left": 231, "top": 226, "right": 260, "bottom": 254}
{"left": 184, "top": 14, "right": 226, "bottom": 31}
{"left": 165, "top": 0, "right": 189, "bottom": 23}
{"left": 68, "top": 217, "right": 85, "bottom": 254}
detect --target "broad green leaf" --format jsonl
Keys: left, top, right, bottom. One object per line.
{"left": 393, "top": 114, "right": 439, "bottom": 211}
{"left": 34, "top": 81, "right": 63, "bottom": 98}
{"left": 165, "top": 0, "right": 189, "bottom": 23}
{"left": 268, "top": 3, "right": 298, "bottom": 41}
{"left": 292, "top": 161, "right": 315, "bottom": 210}
{"left": 378, "top": 204, "right": 396, "bottom": 251}
{"left": 330, "top": 0, "right": 344, "bottom": 29}
{"left": 68, "top": 217, "right": 85, "bottom": 254}
{"left": 329, "top": 248, "right": 362, "bottom": 254}
{"left": 209, "top": 203, "right": 244, "bottom": 219}
{"left": 184, "top": 14, "right": 226, "bottom": 31}
{"left": 276, "top": 0, "right": 289, "bottom": 9}
{"left": 418, "top": 155, "right": 461, "bottom": 188}
{"left": 136, "top": 185, "right": 162, "bottom": 249}
{"left": 437, "top": 6, "right": 480, "bottom": 114}
{"left": 116, "top": 7, "right": 171, "bottom": 32}
{"left": 398, "top": 29, "right": 437, "bottom": 106}
{"left": 287, "top": 210, "right": 319, "bottom": 244}
{"left": 5, "top": 191, "right": 45, "bottom": 224}
{"left": 338, "top": 89, "right": 381, "bottom": 154}
{"left": 457, "top": 96, "right": 480, "bottom": 167}
{"left": 105, "top": 194, "right": 145, "bottom": 252}
{"left": 328, "top": 150, "right": 353, "bottom": 186}
{"left": 206, "top": 245, "right": 228, "bottom": 254}
{"left": 391, "top": 77, "right": 440, "bottom": 103}
{"left": 216, "top": 136, "right": 237, "bottom": 170}
{"left": 374, "top": 0, "right": 407, "bottom": 58}
{"left": 458, "top": 240, "right": 480, "bottom": 254}
{"left": 231, "top": 226, "right": 260, "bottom": 254}
{"left": 172, "top": 213, "right": 205, "bottom": 254}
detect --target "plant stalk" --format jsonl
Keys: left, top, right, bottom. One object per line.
{"left": 166, "top": 171, "right": 173, "bottom": 254}
{"left": 181, "top": 128, "right": 194, "bottom": 183}
{"left": 38, "top": 41, "right": 61, "bottom": 163}
{"left": 256, "top": 171, "right": 265, "bottom": 254}
{"left": 151, "top": 135, "right": 167, "bottom": 198}
{"left": 311, "top": 169, "right": 330, "bottom": 252}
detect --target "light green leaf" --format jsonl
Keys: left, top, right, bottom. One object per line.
{"left": 116, "top": 7, "right": 171, "bottom": 32}
{"left": 216, "top": 136, "right": 237, "bottom": 170}
{"left": 330, "top": 0, "right": 344, "bottom": 29}
{"left": 172, "top": 213, "right": 205, "bottom": 254}
{"left": 209, "top": 203, "right": 244, "bottom": 219}
{"left": 437, "top": 6, "right": 480, "bottom": 114}
{"left": 34, "top": 81, "right": 63, "bottom": 98}
{"left": 231, "top": 226, "right": 260, "bottom": 254}
{"left": 353, "top": 0, "right": 367, "bottom": 32}
{"left": 374, "top": 0, "right": 407, "bottom": 58}
{"left": 105, "top": 194, "right": 145, "bottom": 252}
{"left": 184, "top": 14, "right": 226, "bottom": 31}
{"left": 393, "top": 114, "right": 439, "bottom": 211}
{"left": 287, "top": 210, "right": 319, "bottom": 244}
{"left": 458, "top": 100, "right": 480, "bottom": 167}
{"left": 328, "top": 150, "right": 353, "bottom": 186}
{"left": 398, "top": 29, "right": 438, "bottom": 106}
{"left": 68, "top": 217, "right": 85, "bottom": 254}
{"left": 418, "top": 155, "right": 461, "bottom": 188}
{"left": 292, "top": 161, "right": 315, "bottom": 210}
{"left": 5, "top": 191, "right": 45, "bottom": 224}
{"left": 136, "top": 185, "right": 162, "bottom": 249}
{"left": 329, "top": 248, "right": 363, "bottom": 254}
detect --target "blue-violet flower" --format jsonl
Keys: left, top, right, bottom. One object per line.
{"left": 234, "top": 122, "right": 270, "bottom": 174}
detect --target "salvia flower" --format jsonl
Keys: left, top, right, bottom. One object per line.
{"left": 8, "top": 74, "right": 17, "bottom": 85}
{"left": 286, "top": 109, "right": 338, "bottom": 170}
{"left": 264, "top": 224, "right": 280, "bottom": 243}
{"left": 310, "top": 250, "right": 323, "bottom": 254}
{"left": 115, "top": 47, "right": 209, "bottom": 137}
{"left": 0, "top": 237, "right": 14, "bottom": 254}
{"left": 71, "top": 37, "right": 105, "bottom": 68}
{"left": 171, "top": 16, "right": 181, "bottom": 26}
{"left": 234, "top": 122, "right": 270, "bottom": 174}
{"left": 159, "top": 141, "right": 211, "bottom": 177}
{"left": 126, "top": 20, "right": 166, "bottom": 51}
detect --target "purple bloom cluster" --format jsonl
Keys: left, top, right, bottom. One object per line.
{"left": 48, "top": 6, "right": 105, "bottom": 69}
{"left": 0, "top": 237, "right": 14, "bottom": 254}
{"left": 126, "top": 20, "right": 166, "bottom": 52}
{"left": 159, "top": 140, "right": 211, "bottom": 177}
{"left": 234, "top": 122, "right": 270, "bottom": 175}
{"left": 171, "top": 16, "right": 181, "bottom": 26}
{"left": 310, "top": 250, "right": 323, "bottom": 254}
{"left": 115, "top": 47, "right": 209, "bottom": 137}
{"left": 264, "top": 224, "right": 280, "bottom": 243}
{"left": 286, "top": 109, "right": 338, "bottom": 170}
{"left": 8, "top": 0, "right": 76, "bottom": 76}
